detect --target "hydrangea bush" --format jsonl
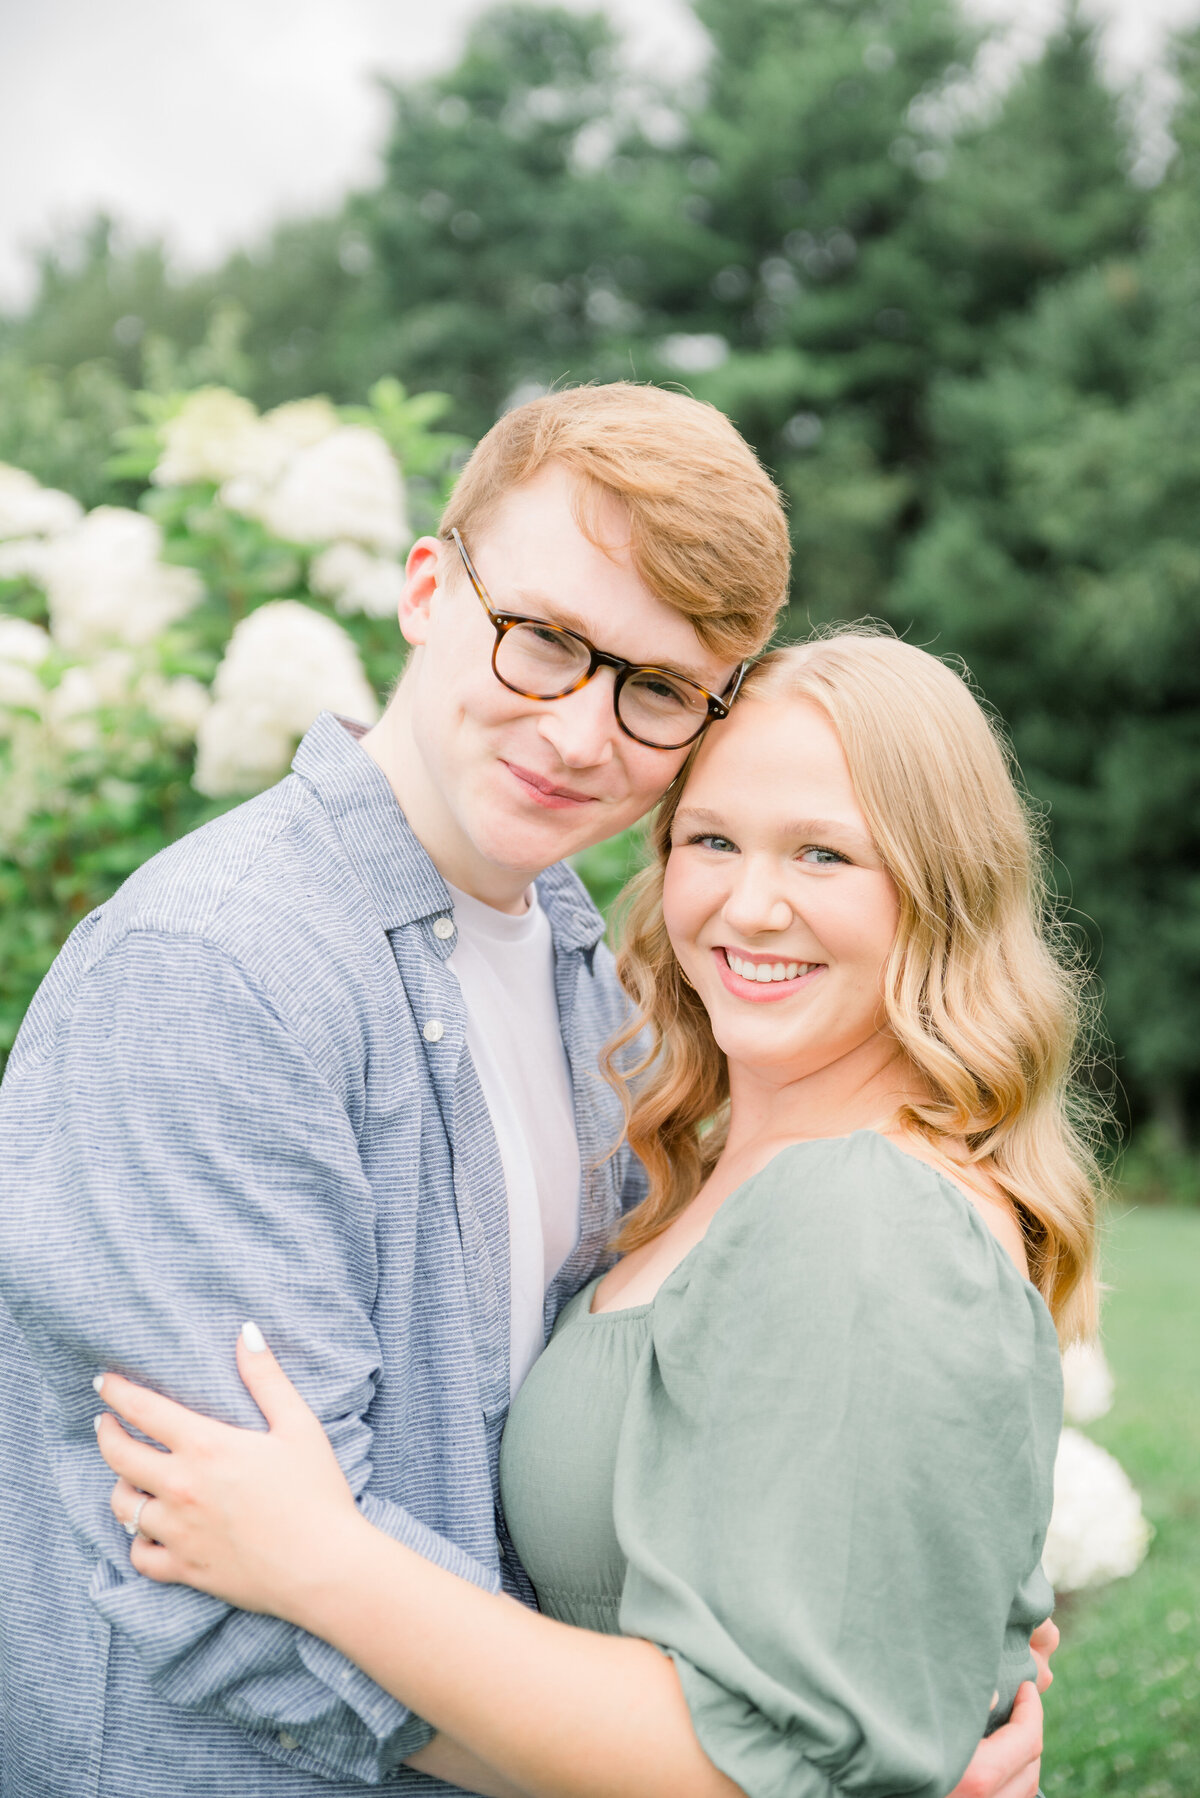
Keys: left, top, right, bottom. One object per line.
{"left": 0, "top": 379, "right": 465, "bottom": 1064}
{"left": 1043, "top": 1340, "right": 1153, "bottom": 1594}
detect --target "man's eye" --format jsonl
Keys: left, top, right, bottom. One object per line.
{"left": 528, "top": 624, "right": 574, "bottom": 653}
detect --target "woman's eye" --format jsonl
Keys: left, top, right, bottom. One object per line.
{"left": 800, "top": 845, "right": 848, "bottom": 866}
{"left": 686, "top": 833, "right": 737, "bottom": 853}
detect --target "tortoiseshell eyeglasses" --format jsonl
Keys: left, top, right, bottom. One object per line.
{"left": 449, "top": 527, "right": 746, "bottom": 751}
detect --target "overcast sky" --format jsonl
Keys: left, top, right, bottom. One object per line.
{"left": 2, "top": 0, "right": 1197, "bottom": 309}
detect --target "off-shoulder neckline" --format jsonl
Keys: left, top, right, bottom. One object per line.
{"left": 587, "top": 1129, "right": 1039, "bottom": 1320}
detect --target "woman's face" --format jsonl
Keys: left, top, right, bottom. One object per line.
{"left": 662, "top": 694, "right": 902, "bottom": 1087}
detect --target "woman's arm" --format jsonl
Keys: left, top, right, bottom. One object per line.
{"left": 300, "top": 1506, "right": 744, "bottom": 1798}
{"left": 97, "top": 1333, "right": 742, "bottom": 1798}
{"left": 405, "top": 1732, "right": 533, "bottom": 1798}
{"left": 96, "top": 1308, "right": 1051, "bottom": 1798}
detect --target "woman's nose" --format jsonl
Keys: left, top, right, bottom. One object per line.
{"left": 721, "top": 856, "right": 793, "bottom": 937}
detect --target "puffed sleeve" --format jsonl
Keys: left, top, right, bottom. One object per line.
{"left": 612, "top": 1132, "right": 1062, "bottom": 1798}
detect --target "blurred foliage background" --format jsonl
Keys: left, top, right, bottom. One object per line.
{"left": 4, "top": 0, "right": 1198, "bottom": 1164}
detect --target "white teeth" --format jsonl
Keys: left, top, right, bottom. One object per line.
{"left": 726, "top": 952, "right": 815, "bottom": 984}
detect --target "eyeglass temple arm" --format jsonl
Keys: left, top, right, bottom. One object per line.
{"left": 449, "top": 528, "right": 495, "bottom": 619}
{"left": 721, "top": 661, "right": 750, "bottom": 709}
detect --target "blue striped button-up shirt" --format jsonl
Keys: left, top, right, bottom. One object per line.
{"left": 0, "top": 712, "right": 644, "bottom": 1796}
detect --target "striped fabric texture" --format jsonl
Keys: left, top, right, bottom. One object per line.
{"left": 0, "top": 712, "right": 644, "bottom": 1796}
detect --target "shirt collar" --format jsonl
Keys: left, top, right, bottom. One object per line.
{"left": 291, "top": 712, "right": 451, "bottom": 931}
{"left": 291, "top": 712, "right": 608, "bottom": 957}
{"left": 535, "top": 860, "right": 607, "bottom": 959}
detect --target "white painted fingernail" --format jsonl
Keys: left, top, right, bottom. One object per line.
{"left": 92, "top": 1374, "right": 105, "bottom": 1395}
{"left": 93, "top": 1414, "right": 103, "bottom": 1434}
{"left": 241, "top": 1320, "right": 267, "bottom": 1353}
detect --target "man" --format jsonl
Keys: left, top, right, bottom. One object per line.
{"left": 0, "top": 383, "right": 1050, "bottom": 1796}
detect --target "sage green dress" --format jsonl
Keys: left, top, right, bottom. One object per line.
{"left": 500, "top": 1132, "right": 1062, "bottom": 1798}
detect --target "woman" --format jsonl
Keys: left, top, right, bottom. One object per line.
{"left": 95, "top": 632, "right": 1098, "bottom": 1798}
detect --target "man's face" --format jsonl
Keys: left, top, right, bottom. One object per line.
{"left": 396, "top": 463, "right": 740, "bottom": 894}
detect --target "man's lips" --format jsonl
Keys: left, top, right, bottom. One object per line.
{"left": 501, "top": 760, "right": 597, "bottom": 809}
{"left": 711, "top": 946, "right": 825, "bottom": 1002}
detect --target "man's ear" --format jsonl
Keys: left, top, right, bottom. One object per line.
{"left": 397, "top": 537, "right": 444, "bottom": 649}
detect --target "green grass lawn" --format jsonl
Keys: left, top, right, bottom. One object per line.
{"left": 1042, "top": 1205, "right": 1200, "bottom": 1797}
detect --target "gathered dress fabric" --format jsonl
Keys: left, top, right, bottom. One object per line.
{"left": 500, "top": 1131, "right": 1062, "bottom": 1798}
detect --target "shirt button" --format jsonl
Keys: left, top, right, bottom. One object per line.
{"left": 278, "top": 1731, "right": 299, "bottom": 1752}
{"left": 432, "top": 916, "right": 454, "bottom": 940}
{"left": 423, "top": 1018, "right": 445, "bottom": 1043}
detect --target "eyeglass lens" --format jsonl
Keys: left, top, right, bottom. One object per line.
{"left": 495, "top": 623, "right": 710, "bottom": 748}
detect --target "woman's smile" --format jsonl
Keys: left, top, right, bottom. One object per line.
{"left": 714, "top": 947, "right": 825, "bottom": 1001}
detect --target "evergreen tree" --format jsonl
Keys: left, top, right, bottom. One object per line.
{"left": 894, "top": 30, "right": 1199, "bottom": 1144}
{"left": 632, "top": 3, "right": 1143, "bottom": 626}
{"left": 614, "top": 0, "right": 977, "bottom": 623}
{"left": 1, "top": 217, "right": 209, "bottom": 388}
{"left": 360, "top": 5, "right": 637, "bottom": 435}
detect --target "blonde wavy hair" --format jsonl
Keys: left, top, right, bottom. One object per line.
{"left": 605, "top": 629, "right": 1102, "bottom": 1342}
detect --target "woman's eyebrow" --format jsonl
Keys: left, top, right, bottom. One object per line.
{"left": 674, "top": 807, "right": 875, "bottom": 850}
{"left": 779, "top": 816, "right": 873, "bottom": 846}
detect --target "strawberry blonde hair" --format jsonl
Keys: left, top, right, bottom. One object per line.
{"left": 605, "top": 630, "right": 1102, "bottom": 1342}
{"left": 440, "top": 382, "right": 789, "bottom": 661}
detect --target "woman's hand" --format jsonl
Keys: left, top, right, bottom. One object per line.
{"left": 94, "top": 1323, "right": 362, "bottom": 1622}
{"left": 1029, "top": 1616, "right": 1059, "bottom": 1694}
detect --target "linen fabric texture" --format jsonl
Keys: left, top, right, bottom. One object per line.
{"left": 500, "top": 1132, "right": 1062, "bottom": 1798}
{"left": 0, "top": 712, "right": 642, "bottom": 1797}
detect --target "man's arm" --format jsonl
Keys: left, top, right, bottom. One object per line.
{"left": 0, "top": 928, "right": 498, "bottom": 1784}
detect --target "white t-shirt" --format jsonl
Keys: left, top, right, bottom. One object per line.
{"left": 445, "top": 881, "right": 582, "bottom": 1395}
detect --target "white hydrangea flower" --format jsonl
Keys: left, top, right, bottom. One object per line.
{"left": 34, "top": 507, "right": 204, "bottom": 655}
{"left": 310, "top": 540, "right": 405, "bottom": 618}
{"left": 0, "top": 465, "right": 83, "bottom": 539}
{"left": 1061, "top": 1339, "right": 1115, "bottom": 1425}
{"left": 0, "top": 617, "right": 52, "bottom": 721}
{"left": 0, "top": 538, "right": 54, "bottom": 584}
{"left": 46, "top": 652, "right": 138, "bottom": 751}
{"left": 137, "top": 671, "right": 212, "bottom": 742}
{"left": 229, "top": 426, "right": 409, "bottom": 554}
{"left": 0, "top": 725, "right": 49, "bottom": 848}
{"left": 153, "top": 389, "right": 284, "bottom": 489}
{"left": 1041, "top": 1427, "right": 1153, "bottom": 1593}
{"left": 193, "top": 600, "right": 378, "bottom": 797}
{"left": 218, "top": 399, "right": 346, "bottom": 522}
{"left": 193, "top": 708, "right": 296, "bottom": 800}
{"left": 261, "top": 397, "right": 342, "bottom": 450}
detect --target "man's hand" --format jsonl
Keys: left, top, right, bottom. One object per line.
{"left": 945, "top": 1682, "right": 1044, "bottom": 1798}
